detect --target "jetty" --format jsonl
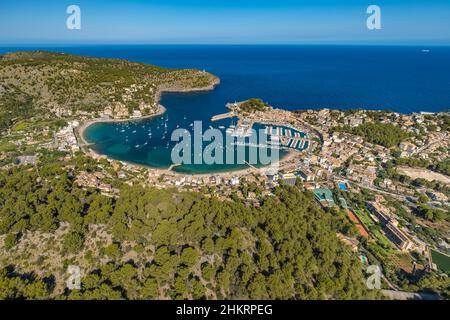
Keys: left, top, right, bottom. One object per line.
{"left": 211, "top": 102, "right": 241, "bottom": 121}
{"left": 211, "top": 111, "right": 236, "bottom": 122}
{"left": 168, "top": 163, "right": 182, "bottom": 171}
{"left": 243, "top": 160, "right": 258, "bottom": 170}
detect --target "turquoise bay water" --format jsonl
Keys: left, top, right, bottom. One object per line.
{"left": 84, "top": 117, "right": 288, "bottom": 174}
{"left": 2, "top": 45, "right": 450, "bottom": 173}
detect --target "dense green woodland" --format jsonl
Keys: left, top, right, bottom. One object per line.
{"left": 239, "top": 98, "right": 271, "bottom": 114}
{"left": 0, "top": 51, "right": 216, "bottom": 132}
{"left": 1, "top": 53, "right": 448, "bottom": 300}
{"left": 332, "top": 123, "right": 410, "bottom": 148}
{"left": 0, "top": 158, "right": 380, "bottom": 300}
{"left": 0, "top": 52, "right": 376, "bottom": 300}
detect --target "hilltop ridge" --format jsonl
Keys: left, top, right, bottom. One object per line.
{"left": 0, "top": 51, "right": 219, "bottom": 132}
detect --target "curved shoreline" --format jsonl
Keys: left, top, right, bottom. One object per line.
{"left": 78, "top": 104, "right": 167, "bottom": 147}
{"left": 78, "top": 76, "right": 220, "bottom": 147}
{"left": 93, "top": 149, "right": 297, "bottom": 179}
{"left": 77, "top": 77, "right": 299, "bottom": 177}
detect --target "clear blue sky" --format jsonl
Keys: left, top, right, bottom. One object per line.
{"left": 1, "top": 0, "right": 449, "bottom": 45}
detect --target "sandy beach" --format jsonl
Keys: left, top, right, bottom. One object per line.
{"left": 142, "top": 149, "right": 299, "bottom": 179}
{"left": 186, "top": 149, "right": 299, "bottom": 178}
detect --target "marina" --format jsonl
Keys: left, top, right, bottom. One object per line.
{"left": 264, "top": 125, "right": 310, "bottom": 151}
{"left": 79, "top": 45, "right": 450, "bottom": 174}
{"left": 226, "top": 119, "right": 254, "bottom": 138}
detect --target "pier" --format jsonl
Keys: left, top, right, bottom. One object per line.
{"left": 243, "top": 160, "right": 258, "bottom": 170}
{"left": 211, "top": 111, "right": 236, "bottom": 122}
{"left": 168, "top": 163, "right": 181, "bottom": 171}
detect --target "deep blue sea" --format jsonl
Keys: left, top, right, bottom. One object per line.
{"left": 2, "top": 45, "right": 450, "bottom": 173}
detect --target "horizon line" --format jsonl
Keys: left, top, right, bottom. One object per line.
{"left": 1, "top": 42, "right": 450, "bottom": 47}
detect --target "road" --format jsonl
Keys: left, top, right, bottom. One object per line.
{"left": 332, "top": 173, "right": 418, "bottom": 204}
{"left": 411, "top": 135, "right": 447, "bottom": 156}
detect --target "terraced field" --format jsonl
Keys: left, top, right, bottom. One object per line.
{"left": 354, "top": 209, "right": 394, "bottom": 249}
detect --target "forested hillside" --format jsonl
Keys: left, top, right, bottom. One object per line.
{"left": 0, "top": 154, "right": 376, "bottom": 300}
{"left": 0, "top": 51, "right": 380, "bottom": 300}
{"left": 0, "top": 51, "right": 218, "bottom": 132}
{"left": 332, "top": 123, "right": 410, "bottom": 148}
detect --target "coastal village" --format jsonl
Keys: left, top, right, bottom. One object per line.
{"left": 3, "top": 98, "right": 450, "bottom": 277}
{"left": 2, "top": 93, "right": 450, "bottom": 277}
{"left": 0, "top": 51, "right": 449, "bottom": 299}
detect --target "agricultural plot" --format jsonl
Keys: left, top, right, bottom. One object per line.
{"left": 354, "top": 209, "right": 394, "bottom": 249}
